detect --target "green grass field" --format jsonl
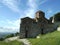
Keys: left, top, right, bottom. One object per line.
{"left": 29, "top": 31, "right": 60, "bottom": 45}
{"left": 0, "top": 40, "right": 24, "bottom": 45}
{"left": 0, "top": 31, "right": 60, "bottom": 45}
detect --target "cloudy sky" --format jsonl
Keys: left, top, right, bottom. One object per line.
{"left": 0, "top": 0, "right": 60, "bottom": 32}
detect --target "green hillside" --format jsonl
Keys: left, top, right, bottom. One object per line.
{"left": 0, "top": 31, "right": 60, "bottom": 45}
{"left": 29, "top": 31, "right": 60, "bottom": 45}
{"left": 0, "top": 40, "right": 24, "bottom": 45}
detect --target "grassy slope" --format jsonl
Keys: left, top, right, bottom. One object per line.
{"left": 0, "top": 31, "right": 60, "bottom": 45}
{"left": 29, "top": 31, "right": 60, "bottom": 45}
{"left": 0, "top": 40, "right": 24, "bottom": 45}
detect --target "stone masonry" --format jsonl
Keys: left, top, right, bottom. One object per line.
{"left": 20, "top": 10, "right": 57, "bottom": 38}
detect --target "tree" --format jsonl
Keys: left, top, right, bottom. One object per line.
{"left": 15, "top": 32, "right": 19, "bottom": 36}
{"left": 0, "top": 38, "right": 5, "bottom": 41}
{"left": 54, "top": 12, "right": 60, "bottom": 22}
{"left": 5, "top": 34, "right": 14, "bottom": 38}
{"left": 50, "top": 12, "right": 60, "bottom": 22}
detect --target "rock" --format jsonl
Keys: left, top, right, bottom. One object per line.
{"left": 36, "top": 36, "right": 40, "bottom": 39}
{"left": 57, "top": 27, "right": 60, "bottom": 31}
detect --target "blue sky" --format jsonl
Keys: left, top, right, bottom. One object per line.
{"left": 0, "top": 0, "right": 60, "bottom": 32}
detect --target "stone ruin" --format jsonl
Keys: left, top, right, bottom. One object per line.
{"left": 20, "top": 10, "right": 57, "bottom": 38}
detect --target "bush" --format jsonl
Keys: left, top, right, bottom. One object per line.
{"left": 0, "top": 38, "right": 5, "bottom": 41}
{"left": 15, "top": 32, "right": 19, "bottom": 36}
{"left": 50, "top": 12, "right": 60, "bottom": 22}
{"left": 5, "top": 34, "right": 14, "bottom": 38}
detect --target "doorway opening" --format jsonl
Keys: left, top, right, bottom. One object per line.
{"left": 25, "top": 30, "right": 28, "bottom": 38}
{"left": 41, "top": 28, "right": 44, "bottom": 34}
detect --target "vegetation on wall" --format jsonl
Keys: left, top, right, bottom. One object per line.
{"left": 50, "top": 12, "right": 60, "bottom": 22}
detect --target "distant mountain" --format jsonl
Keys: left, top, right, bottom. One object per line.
{"left": 0, "top": 32, "right": 15, "bottom": 38}
{"left": 0, "top": 27, "right": 19, "bottom": 33}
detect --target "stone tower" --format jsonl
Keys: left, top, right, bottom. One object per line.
{"left": 35, "top": 11, "right": 45, "bottom": 22}
{"left": 35, "top": 11, "right": 45, "bottom": 18}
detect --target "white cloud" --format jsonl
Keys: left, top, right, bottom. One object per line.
{"left": 1, "top": 0, "right": 27, "bottom": 18}
{"left": 24, "top": 0, "right": 37, "bottom": 18}
{"left": 6, "top": 19, "right": 20, "bottom": 29}
{"left": 1, "top": 0, "right": 21, "bottom": 13}
{"left": 39, "top": 0, "right": 48, "bottom": 5}
{"left": 0, "top": 18, "right": 20, "bottom": 32}
{"left": 0, "top": 0, "right": 48, "bottom": 32}
{"left": 24, "top": 0, "right": 48, "bottom": 18}
{"left": 0, "top": 27, "right": 19, "bottom": 32}
{"left": 0, "top": 0, "right": 48, "bottom": 18}
{"left": 46, "top": 9, "right": 53, "bottom": 19}
{"left": 0, "top": 0, "right": 21, "bottom": 32}
{"left": 28, "top": 0, "right": 37, "bottom": 8}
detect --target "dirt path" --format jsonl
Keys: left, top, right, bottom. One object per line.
{"left": 4, "top": 36, "right": 32, "bottom": 45}
{"left": 17, "top": 39, "right": 32, "bottom": 45}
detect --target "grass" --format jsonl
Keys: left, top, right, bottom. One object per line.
{"left": 0, "top": 40, "right": 24, "bottom": 45}
{"left": 0, "top": 31, "right": 60, "bottom": 45}
{"left": 29, "top": 31, "right": 60, "bottom": 45}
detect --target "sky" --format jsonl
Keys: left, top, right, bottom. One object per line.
{"left": 0, "top": 0, "right": 60, "bottom": 32}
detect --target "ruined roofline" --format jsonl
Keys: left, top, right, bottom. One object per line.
{"left": 35, "top": 10, "right": 45, "bottom": 14}
{"left": 20, "top": 10, "right": 51, "bottom": 23}
{"left": 21, "top": 17, "right": 34, "bottom": 21}
{"left": 20, "top": 10, "right": 53, "bottom": 23}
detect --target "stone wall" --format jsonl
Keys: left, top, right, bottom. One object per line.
{"left": 43, "top": 24, "right": 57, "bottom": 34}
{"left": 20, "top": 10, "right": 57, "bottom": 38}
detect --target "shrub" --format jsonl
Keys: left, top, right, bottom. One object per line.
{"left": 0, "top": 38, "right": 5, "bottom": 41}
{"left": 5, "top": 34, "right": 14, "bottom": 38}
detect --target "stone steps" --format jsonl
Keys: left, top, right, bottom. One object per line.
{"left": 17, "top": 39, "right": 32, "bottom": 45}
